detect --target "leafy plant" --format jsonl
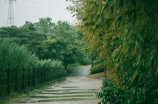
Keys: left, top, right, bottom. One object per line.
{"left": 90, "top": 63, "right": 104, "bottom": 74}
{"left": 67, "top": 0, "right": 158, "bottom": 103}
{"left": 0, "top": 38, "right": 65, "bottom": 74}
{"left": 0, "top": 38, "right": 37, "bottom": 69}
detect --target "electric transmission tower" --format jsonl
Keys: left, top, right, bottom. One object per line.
{"left": 6, "top": 0, "right": 16, "bottom": 26}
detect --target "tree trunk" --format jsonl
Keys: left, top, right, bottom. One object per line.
{"left": 91, "top": 59, "right": 93, "bottom": 68}
{"left": 91, "top": 54, "right": 94, "bottom": 68}
{"left": 104, "top": 63, "right": 107, "bottom": 77}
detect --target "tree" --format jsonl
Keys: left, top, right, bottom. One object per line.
{"left": 43, "top": 21, "right": 83, "bottom": 70}
{"left": 67, "top": 0, "right": 158, "bottom": 103}
{"left": 34, "top": 17, "right": 55, "bottom": 33}
{"left": 22, "top": 21, "right": 36, "bottom": 31}
{"left": 0, "top": 26, "right": 46, "bottom": 59}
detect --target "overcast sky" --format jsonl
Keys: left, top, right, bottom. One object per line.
{"left": 0, "top": 0, "right": 75, "bottom": 27}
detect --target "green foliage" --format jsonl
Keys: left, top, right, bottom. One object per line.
{"left": 66, "top": 62, "right": 81, "bottom": 75}
{"left": 0, "top": 26, "right": 46, "bottom": 59}
{"left": 0, "top": 38, "right": 37, "bottom": 69}
{"left": 0, "top": 39, "right": 66, "bottom": 98}
{"left": 93, "top": 59, "right": 102, "bottom": 66}
{"left": 43, "top": 21, "right": 84, "bottom": 69}
{"left": 23, "top": 21, "right": 36, "bottom": 31}
{"left": 78, "top": 57, "right": 91, "bottom": 65}
{"left": 97, "top": 80, "right": 125, "bottom": 104}
{"left": 0, "top": 38, "right": 64, "bottom": 72}
{"left": 98, "top": 79, "right": 158, "bottom": 104}
{"left": 0, "top": 19, "right": 87, "bottom": 69}
{"left": 34, "top": 17, "right": 55, "bottom": 33}
{"left": 68, "top": 0, "right": 158, "bottom": 103}
{"left": 90, "top": 63, "right": 104, "bottom": 74}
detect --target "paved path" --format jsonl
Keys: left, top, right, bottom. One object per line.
{"left": 13, "top": 65, "right": 102, "bottom": 104}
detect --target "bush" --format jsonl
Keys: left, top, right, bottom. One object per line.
{"left": 79, "top": 57, "right": 91, "bottom": 65}
{"left": 0, "top": 38, "right": 66, "bottom": 98}
{"left": 0, "top": 38, "right": 65, "bottom": 75}
{"left": 97, "top": 79, "right": 125, "bottom": 104}
{"left": 0, "top": 38, "right": 37, "bottom": 69}
{"left": 90, "top": 63, "right": 104, "bottom": 74}
{"left": 98, "top": 79, "right": 158, "bottom": 104}
{"left": 0, "top": 38, "right": 65, "bottom": 74}
{"left": 93, "top": 59, "right": 102, "bottom": 66}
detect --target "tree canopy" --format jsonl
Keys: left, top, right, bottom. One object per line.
{"left": 43, "top": 21, "right": 83, "bottom": 69}
{"left": 0, "top": 18, "right": 87, "bottom": 70}
{"left": 67, "top": 0, "right": 158, "bottom": 103}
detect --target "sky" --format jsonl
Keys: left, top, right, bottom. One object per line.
{"left": 0, "top": 0, "right": 75, "bottom": 27}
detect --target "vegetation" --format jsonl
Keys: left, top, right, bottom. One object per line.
{"left": 87, "top": 72, "right": 105, "bottom": 79}
{"left": 66, "top": 62, "right": 81, "bottom": 75}
{"left": 0, "top": 39, "right": 66, "bottom": 99}
{"left": 0, "top": 38, "right": 63, "bottom": 70}
{"left": 0, "top": 19, "right": 88, "bottom": 70}
{"left": 43, "top": 21, "right": 84, "bottom": 70}
{"left": 93, "top": 60, "right": 103, "bottom": 66}
{"left": 0, "top": 26, "right": 46, "bottom": 59}
{"left": 90, "top": 63, "right": 104, "bottom": 74}
{"left": 67, "top": 0, "right": 158, "bottom": 104}
{"left": 0, "top": 17, "right": 90, "bottom": 101}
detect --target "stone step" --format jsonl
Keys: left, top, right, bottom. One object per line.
{"left": 29, "top": 94, "right": 95, "bottom": 98}
{"left": 39, "top": 91, "right": 98, "bottom": 95}
{"left": 44, "top": 88, "right": 100, "bottom": 91}
{"left": 13, "top": 100, "right": 100, "bottom": 104}
{"left": 15, "top": 97, "right": 98, "bottom": 103}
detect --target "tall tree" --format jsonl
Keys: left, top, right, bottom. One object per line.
{"left": 67, "top": 0, "right": 158, "bottom": 103}
{"left": 43, "top": 21, "right": 83, "bottom": 70}
{"left": 34, "top": 17, "right": 55, "bottom": 33}
{"left": 0, "top": 26, "right": 46, "bottom": 59}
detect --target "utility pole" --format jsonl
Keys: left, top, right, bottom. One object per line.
{"left": 6, "top": 0, "right": 16, "bottom": 26}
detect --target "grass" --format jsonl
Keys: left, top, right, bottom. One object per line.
{"left": 0, "top": 78, "right": 66, "bottom": 104}
{"left": 87, "top": 72, "right": 106, "bottom": 79}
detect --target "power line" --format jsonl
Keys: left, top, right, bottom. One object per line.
{"left": 21, "top": 0, "right": 66, "bottom": 8}
{"left": 16, "top": 3, "right": 68, "bottom": 14}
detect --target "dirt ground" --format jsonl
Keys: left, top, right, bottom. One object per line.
{"left": 13, "top": 65, "right": 102, "bottom": 104}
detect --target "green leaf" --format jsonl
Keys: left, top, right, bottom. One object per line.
{"left": 137, "top": 35, "right": 144, "bottom": 42}
{"left": 130, "top": 71, "right": 138, "bottom": 85}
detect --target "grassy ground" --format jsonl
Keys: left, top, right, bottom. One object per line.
{"left": 0, "top": 78, "right": 66, "bottom": 104}
{"left": 87, "top": 72, "right": 106, "bottom": 79}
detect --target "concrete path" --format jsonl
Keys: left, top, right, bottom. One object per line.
{"left": 13, "top": 65, "right": 102, "bottom": 104}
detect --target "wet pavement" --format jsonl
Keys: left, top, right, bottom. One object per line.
{"left": 13, "top": 65, "right": 102, "bottom": 104}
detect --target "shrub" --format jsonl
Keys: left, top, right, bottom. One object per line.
{"left": 0, "top": 38, "right": 65, "bottom": 74}
{"left": 93, "top": 59, "right": 102, "bottom": 66}
{"left": 98, "top": 79, "right": 158, "bottom": 104}
{"left": 90, "top": 63, "right": 104, "bottom": 74}
{"left": 0, "top": 38, "right": 66, "bottom": 99}
{"left": 97, "top": 79, "right": 125, "bottom": 104}
{"left": 0, "top": 38, "right": 37, "bottom": 69}
{"left": 79, "top": 57, "right": 91, "bottom": 65}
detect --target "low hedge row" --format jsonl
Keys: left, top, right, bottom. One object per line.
{"left": 90, "top": 63, "right": 104, "bottom": 74}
